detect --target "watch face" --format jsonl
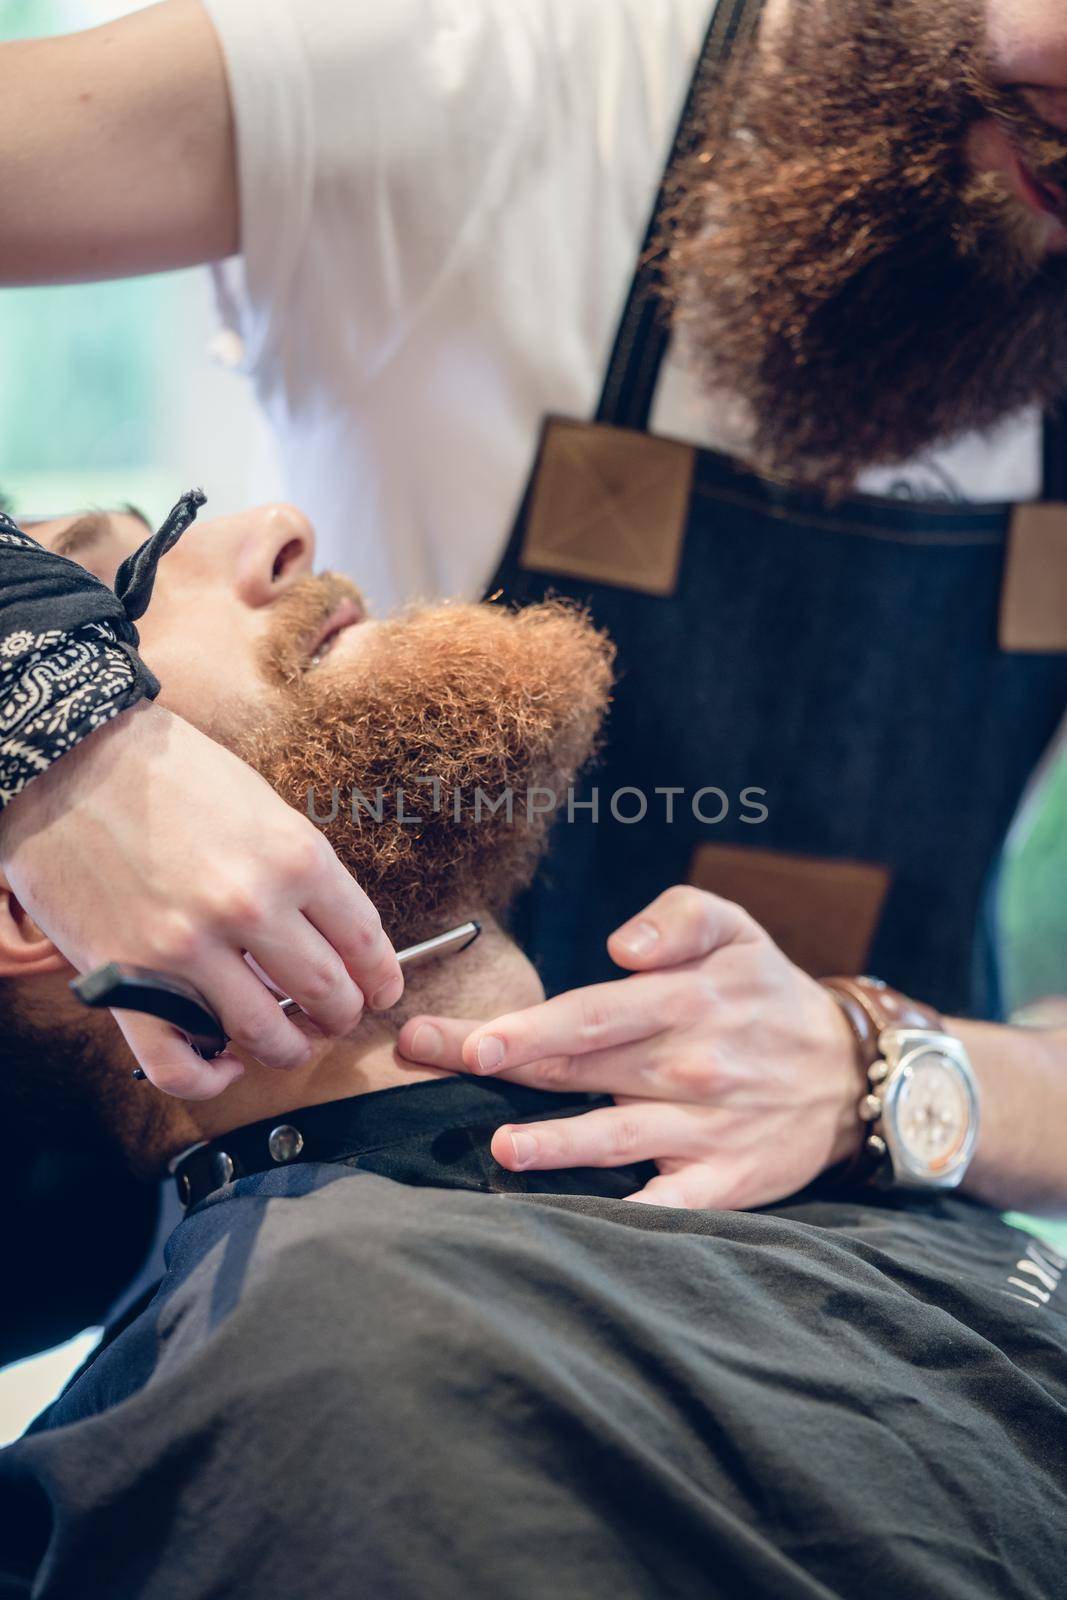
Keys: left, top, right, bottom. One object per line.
{"left": 894, "top": 1054, "right": 971, "bottom": 1173}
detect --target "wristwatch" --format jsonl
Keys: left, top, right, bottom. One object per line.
{"left": 822, "top": 977, "right": 981, "bottom": 1191}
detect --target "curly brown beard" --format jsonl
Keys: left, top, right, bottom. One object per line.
{"left": 662, "top": 0, "right": 1067, "bottom": 495}
{"left": 244, "top": 580, "right": 615, "bottom": 951}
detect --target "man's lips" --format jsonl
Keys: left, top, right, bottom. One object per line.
{"left": 306, "top": 596, "right": 364, "bottom": 667}
{"left": 1009, "top": 145, "right": 1067, "bottom": 254}
{"left": 970, "top": 117, "right": 1067, "bottom": 251}
{"left": 1014, "top": 151, "right": 1067, "bottom": 224}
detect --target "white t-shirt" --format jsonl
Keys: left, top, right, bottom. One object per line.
{"left": 202, "top": 0, "right": 1044, "bottom": 610}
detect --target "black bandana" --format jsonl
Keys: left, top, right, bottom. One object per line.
{"left": 0, "top": 490, "right": 207, "bottom": 809}
{"left": 0, "top": 487, "right": 206, "bottom": 632}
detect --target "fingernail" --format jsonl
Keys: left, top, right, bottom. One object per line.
{"left": 409, "top": 1023, "right": 443, "bottom": 1064}
{"left": 371, "top": 976, "right": 404, "bottom": 1011}
{"left": 615, "top": 920, "right": 660, "bottom": 958}
{"left": 476, "top": 1035, "right": 506, "bottom": 1075}
{"left": 509, "top": 1130, "right": 538, "bottom": 1168}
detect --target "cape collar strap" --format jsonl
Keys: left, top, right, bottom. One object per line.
{"left": 171, "top": 1078, "right": 608, "bottom": 1211}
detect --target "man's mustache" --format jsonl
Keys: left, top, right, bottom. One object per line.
{"left": 257, "top": 572, "right": 368, "bottom": 688}
{"left": 971, "top": 73, "right": 1067, "bottom": 199}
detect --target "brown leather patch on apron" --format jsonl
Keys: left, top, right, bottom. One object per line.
{"left": 1000, "top": 503, "right": 1067, "bottom": 653}
{"left": 687, "top": 842, "right": 891, "bottom": 978}
{"left": 520, "top": 419, "right": 694, "bottom": 597}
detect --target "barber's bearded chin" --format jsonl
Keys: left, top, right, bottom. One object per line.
{"left": 237, "top": 578, "right": 615, "bottom": 953}
{"left": 666, "top": 0, "right": 1067, "bottom": 496}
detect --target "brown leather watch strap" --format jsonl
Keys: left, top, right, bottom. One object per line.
{"left": 820, "top": 977, "right": 946, "bottom": 1183}
{"left": 821, "top": 977, "right": 944, "bottom": 1066}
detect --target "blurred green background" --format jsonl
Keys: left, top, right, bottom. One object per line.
{"left": 0, "top": 1, "right": 271, "bottom": 528}
{"left": 0, "top": 2, "right": 175, "bottom": 522}
{"left": 1001, "top": 750, "right": 1067, "bottom": 1015}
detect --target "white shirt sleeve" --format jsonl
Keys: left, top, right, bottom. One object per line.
{"left": 200, "top": 0, "right": 567, "bottom": 382}
{"left": 198, "top": 0, "right": 317, "bottom": 376}
{"left": 196, "top": 0, "right": 722, "bottom": 604}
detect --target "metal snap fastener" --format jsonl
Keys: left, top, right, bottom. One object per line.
{"left": 268, "top": 1125, "right": 304, "bottom": 1164}
{"left": 212, "top": 1150, "right": 235, "bottom": 1188}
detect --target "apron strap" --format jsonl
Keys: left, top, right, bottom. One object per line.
{"left": 1042, "top": 404, "right": 1067, "bottom": 503}
{"left": 595, "top": 0, "right": 766, "bottom": 432}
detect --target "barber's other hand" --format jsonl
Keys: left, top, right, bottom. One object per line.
{"left": 398, "top": 885, "right": 860, "bottom": 1210}
{"left": 0, "top": 703, "right": 402, "bottom": 1099}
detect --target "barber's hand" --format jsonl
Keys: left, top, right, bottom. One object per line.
{"left": 0, "top": 702, "right": 402, "bottom": 1099}
{"left": 398, "top": 886, "right": 861, "bottom": 1210}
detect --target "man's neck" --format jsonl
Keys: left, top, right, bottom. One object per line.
{"left": 172, "top": 916, "right": 543, "bottom": 1151}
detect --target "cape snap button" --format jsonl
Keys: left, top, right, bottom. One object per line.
{"left": 268, "top": 1125, "right": 304, "bottom": 1164}
{"left": 212, "top": 1151, "right": 235, "bottom": 1188}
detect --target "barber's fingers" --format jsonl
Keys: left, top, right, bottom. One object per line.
{"left": 626, "top": 1149, "right": 783, "bottom": 1211}
{"left": 183, "top": 948, "right": 321, "bottom": 1075}
{"left": 626, "top": 1165, "right": 737, "bottom": 1211}
{"left": 299, "top": 843, "right": 403, "bottom": 1012}
{"left": 624, "top": 1172, "right": 691, "bottom": 1209}
{"left": 117, "top": 947, "right": 321, "bottom": 1097}
{"left": 400, "top": 972, "right": 698, "bottom": 1081}
{"left": 113, "top": 1013, "right": 246, "bottom": 1102}
{"left": 245, "top": 912, "right": 370, "bottom": 1039}
{"left": 608, "top": 885, "right": 759, "bottom": 973}
{"left": 489, "top": 1101, "right": 715, "bottom": 1173}
{"left": 398, "top": 1014, "right": 721, "bottom": 1106}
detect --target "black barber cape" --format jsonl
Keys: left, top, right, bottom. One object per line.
{"left": 2, "top": 1076, "right": 1065, "bottom": 1600}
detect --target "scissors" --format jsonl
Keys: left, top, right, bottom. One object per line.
{"left": 70, "top": 921, "right": 481, "bottom": 1073}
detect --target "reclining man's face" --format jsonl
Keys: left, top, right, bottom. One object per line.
{"left": 668, "top": 0, "right": 1067, "bottom": 493}
{"left": 3, "top": 506, "right": 612, "bottom": 1164}
{"left": 27, "top": 506, "right": 614, "bottom": 951}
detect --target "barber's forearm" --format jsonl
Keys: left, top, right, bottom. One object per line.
{"left": 952, "top": 1018, "right": 1067, "bottom": 1215}
{"left": 0, "top": 0, "right": 236, "bottom": 286}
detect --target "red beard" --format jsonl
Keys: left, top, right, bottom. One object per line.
{"left": 245, "top": 582, "right": 615, "bottom": 950}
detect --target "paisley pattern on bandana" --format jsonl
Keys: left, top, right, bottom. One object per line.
{"left": 0, "top": 491, "right": 206, "bottom": 810}
{"left": 0, "top": 619, "right": 142, "bottom": 809}
{"left": 0, "top": 526, "right": 44, "bottom": 553}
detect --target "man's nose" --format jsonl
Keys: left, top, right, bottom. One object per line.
{"left": 231, "top": 505, "right": 317, "bottom": 608}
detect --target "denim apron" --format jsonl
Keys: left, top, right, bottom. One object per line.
{"left": 485, "top": 0, "right": 1067, "bottom": 1019}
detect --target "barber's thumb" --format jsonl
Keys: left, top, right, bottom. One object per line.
{"left": 116, "top": 1014, "right": 246, "bottom": 1102}
{"left": 608, "top": 886, "right": 755, "bottom": 971}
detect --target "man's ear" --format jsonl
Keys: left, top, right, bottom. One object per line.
{"left": 0, "top": 873, "right": 70, "bottom": 979}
